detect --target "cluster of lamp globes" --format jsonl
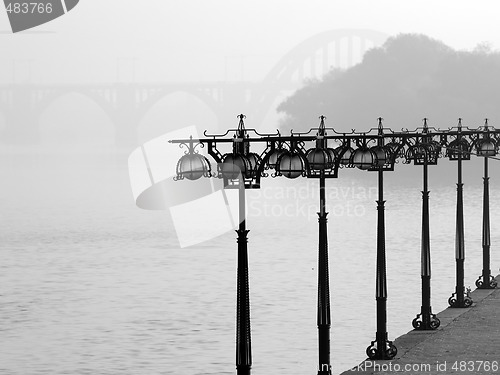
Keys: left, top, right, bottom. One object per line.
{"left": 175, "top": 128, "right": 499, "bottom": 182}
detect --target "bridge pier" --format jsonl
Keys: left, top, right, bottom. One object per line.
{"left": 112, "top": 113, "right": 140, "bottom": 151}
{"left": 3, "top": 86, "right": 40, "bottom": 144}
{"left": 112, "top": 86, "right": 140, "bottom": 151}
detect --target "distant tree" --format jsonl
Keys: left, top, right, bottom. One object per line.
{"left": 277, "top": 33, "right": 500, "bottom": 133}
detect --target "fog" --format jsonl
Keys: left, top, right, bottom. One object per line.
{"left": 2, "top": 1, "right": 500, "bottom": 84}
{"left": 2, "top": 0, "right": 500, "bottom": 233}
{"left": 1, "top": 1, "right": 500, "bottom": 146}
{"left": 4, "top": 2, "right": 500, "bottom": 375}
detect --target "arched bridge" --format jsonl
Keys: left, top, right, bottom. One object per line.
{"left": 0, "top": 29, "right": 388, "bottom": 148}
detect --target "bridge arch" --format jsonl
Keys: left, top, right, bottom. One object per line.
{"left": 264, "top": 29, "right": 389, "bottom": 86}
{"left": 137, "top": 87, "right": 223, "bottom": 127}
{"left": 37, "top": 91, "right": 115, "bottom": 149}
{"left": 251, "top": 29, "right": 389, "bottom": 130}
{"left": 34, "top": 88, "right": 115, "bottom": 121}
{"left": 0, "top": 28, "right": 393, "bottom": 146}
{"left": 137, "top": 90, "right": 220, "bottom": 144}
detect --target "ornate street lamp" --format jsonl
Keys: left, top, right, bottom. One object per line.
{"left": 475, "top": 119, "right": 498, "bottom": 289}
{"left": 365, "top": 118, "right": 400, "bottom": 360}
{"left": 217, "top": 115, "right": 263, "bottom": 375}
{"left": 446, "top": 119, "right": 473, "bottom": 308}
{"left": 275, "top": 116, "right": 339, "bottom": 375}
{"left": 171, "top": 114, "right": 278, "bottom": 375}
{"left": 405, "top": 118, "right": 441, "bottom": 330}
{"left": 165, "top": 113, "right": 500, "bottom": 373}
{"left": 312, "top": 133, "right": 332, "bottom": 375}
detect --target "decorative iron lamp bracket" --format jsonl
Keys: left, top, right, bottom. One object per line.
{"left": 368, "top": 137, "right": 407, "bottom": 172}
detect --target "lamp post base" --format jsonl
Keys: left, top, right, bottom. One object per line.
{"left": 366, "top": 334, "right": 397, "bottom": 360}
{"left": 236, "top": 365, "right": 251, "bottom": 375}
{"left": 475, "top": 274, "right": 498, "bottom": 289}
{"left": 448, "top": 288, "right": 473, "bottom": 308}
{"left": 412, "top": 311, "right": 440, "bottom": 330}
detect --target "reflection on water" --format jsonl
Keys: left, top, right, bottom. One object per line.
{"left": 1, "top": 146, "right": 500, "bottom": 374}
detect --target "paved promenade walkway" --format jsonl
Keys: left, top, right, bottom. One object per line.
{"left": 341, "top": 284, "right": 500, "bottom": 374}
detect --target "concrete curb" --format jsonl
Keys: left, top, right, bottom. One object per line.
{"left": 341, "top": 277, "right": 500, "bottom": 374}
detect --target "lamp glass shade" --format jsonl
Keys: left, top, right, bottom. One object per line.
{"left": 277, "top": 150, "right": 305, "bottom": 179}
{"left": 370, "top": 145, "right": 387, "bottom": 167}
{"left": 306, "top": 147, "right": 331, "bottom": 170}
{"left": 246, "top": 152, "right": 261, "bottom": 178}
{"left": 477, "top": 138, "right": 497, "bottom": 157}
{"left": 267, "top": 148, "right": 285, "bottom": 169}
{"left": 351, "top": 147, "right": 375, "bottom": 170}
{"left": 177, "top": 153, "right": 210, "bottom": 180}
{"left": 220, "top": 153, "right": 250, "bottom": 180}
{"left": 326, "top": 148, "right": 337, "bottom": 166}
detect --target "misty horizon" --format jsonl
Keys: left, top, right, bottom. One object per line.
{"left": 3, "top": 3, "right": 500, "bottom": 374}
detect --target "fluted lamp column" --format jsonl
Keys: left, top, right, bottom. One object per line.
{"left": 475, "top": 119, "right": 498, "bottom": 289}
{"left": 410, "top": 119, "right": 441, "bottom": 330}
{"left": 278, "top": 116, "right": 336, "bottom": 374}
{"left": 306, "top": 116, "right": 334, "bottom": 375}
{"left": 364, "top": 118, "right": 397, "bottom": 359}
{"left": 447, "top": 119, "right": 473, "bottom": 308}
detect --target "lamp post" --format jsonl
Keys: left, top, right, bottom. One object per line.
{"left": 173, "top": 114, "right": 265, "bottom": 375}
{"left": 365, "top": 118, "right": 397, "bottom": 359}
{"left": 475, "top": 119, "right": 498, "bottom": 289}
{"left": 277, "top": 116, "right": 336, "bottom": 374}
{"left": 314, "top": 120, "right": 332, "bottom": 375}
{"left": 447, "top": 119, "right": 473, "bottom": 308}
{"left": 221, "top": 115, "right": 256, "bottom": 374}
{"left": 408, "top": 119, "right": 441, "bottom": 330}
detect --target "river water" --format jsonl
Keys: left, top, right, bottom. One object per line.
{"left": 2, "top": 146, "right": 500, "bottom": 375}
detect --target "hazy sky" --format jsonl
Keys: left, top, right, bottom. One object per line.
{"left": 1, "top": 0, "right": 500, "bottom": 84}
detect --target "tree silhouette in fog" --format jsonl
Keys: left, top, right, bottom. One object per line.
{"left": 278, "top": 33, "right": 500, "bottom": 132}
